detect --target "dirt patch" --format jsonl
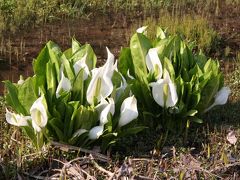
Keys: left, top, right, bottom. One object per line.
{"left": 0, "top": 4, "right": 239, "bottom": 94}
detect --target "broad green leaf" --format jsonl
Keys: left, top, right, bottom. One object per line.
{"left": 189, "top": 64, "right": 203, "bottom": 78}
{"left": 4, "top": 81, "right": 27, "bottom": 115}
{"left": 163, "top": 57, "right": 175, "bottom": 79}
{"left": 18, "top": 77, "right": 38, "bottom": 114}
{"left": 189, "top": 116, "right": 203, "bottom": 124}
{"left": 196, "top": 74, "right": 221, "bottom": 113}
{"left": 67, "top": 101, "right": 80, "bottom": 138}
{"left": 62, "top": 55, "right": 75, "bottom": 81}
{"left": 46, "top": 41, "right": 62, "bottom": 80}
{"left": 184, "top": 109, "right": 198, "bottom": 117}
{"left": 119, "top": 126, "right": 147, "bottom": 137}
{"left": 63, "top": 103, "right": 74, "bottom": 139}
{"left": 49, "top": 118, "right": 65, "bottom": 141}
{"left": 130, "top": 33, "right": 152, "bottom": 78}
{"left": 63, "top": 48, "right": 72, "bottom": 59}
{"left": 118, "top": 47, "right": 134, "bottom": 78}
{"left": 72, "top": 38, "right": 81, "bottom": 54}
{"left": 156, "top": 27, "right": 166, "bottom": 39}
{"left": 71, "top": 44, "right": 96, "bottom": 70}
{"left": 46, "top": 62, "right": 57, "bottom": 98}
{"left": 75, "top": 106, "right": 98, "bottom": 131}
{"left": 195, "top": 50, "right": 207, "bottom": 70}
{"left": 72, "top": 69, "right": 84, "bottom": 102}
{"left": 33, "top": 46, "right": 49, "bottom": 89}
{"left": 203, "top": 59, "right": 219, "bottom": 76}
{"left": 112, "top": 71, "right": 123, "bottom": 88}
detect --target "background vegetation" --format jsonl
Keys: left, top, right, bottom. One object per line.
{"left": 0, "top": 0, "right": 239, "bottom": 179}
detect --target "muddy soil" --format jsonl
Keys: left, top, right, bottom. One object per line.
{"left": 0, "top": 14, "right": 131, "bottom": 94}
{"left": 0, "top": 5, "right": 239, "bottom": 95}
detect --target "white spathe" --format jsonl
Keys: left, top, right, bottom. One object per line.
{"left": 89, "top": 125, "right": 104, "bottom": 140}
{"left": 118, "top": 96, "right": 138, "bottom": 127}
{"left": 30, "top": 95, "right": 48, "bottom": 132}
{"left": 136, "top": 26, "right": 148, "bottom": 33}
{"left": 96, "top": 97, "right": 115, "bottom": 125}
{"left": 17, "top": 75, "right": 25, "bottom": 85}
{"left": 87, "top": 47, "right": 117, "bottom": 104}
{"left": 149, "top": 70, "right": 178, "bottom": 108}
{"left": 5, "top": 108, "right": 30, "bottom": 127}
{"left": 205, "top": 86, "right": 231, "bottom": 112}
{"left": 73, "top": 54, "right": 90, "bottom": 80}
{"left": 146, "top": 48, "right": 163, "bottom": 79}
{"left": 72, "top": 129, "right": 88, "bottom": 138}
{"left": 56, "top": 71, "right": 72, "bottom": 98}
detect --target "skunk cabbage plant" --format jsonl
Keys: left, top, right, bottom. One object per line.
{"left": 4, "top": 39, "right": 143, "bottom": 151}
{"left": 118, "top": 27, "right": 230, "bottom": 136}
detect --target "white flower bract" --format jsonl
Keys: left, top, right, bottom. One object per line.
{"left": 149, "top": 70, "right": 178, "bottom": 108}
{"left": 89, "top": 125, "right": 104, "bottom": 140}
{"left": 73, "top": 54, "right": 90, "bottom": 80}
{"left": 5, "top": 108, "right": 30, "bottom": 127}
{"left": 118, "top": 96, "right": 138, "bottom": 127}
{"left": 87, "top": 47, "right": 117, "bottom": 104}
{"left": 146, "top": 48, "right": 163, "bottom": 79}
{"left": 30, "top": 95, "right": 48, "bottom": 132}
{"left": 56, "top": 71, "right": 72, "bottom": 98}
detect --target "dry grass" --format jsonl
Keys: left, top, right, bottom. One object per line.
{"left": 0, "top": 65, "right": 240, "bottom": 179}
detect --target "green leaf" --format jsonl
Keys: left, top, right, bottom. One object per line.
{"left": 33, "top": 46, "right": 49, "bottom": 89}
{"left": 118, "top": 48, "right": 134, "bottom": 78}
{"left": 156, "top": 27, "right": 166, "bottom": 39}
{"left": 63, "top": 103, "right": 74, "bottom": 139}
{"left": 71, "top": 44, "right": 96, "bottom": 70}
{"left": 4, "top": 81, "right": 27, "bottom": 115}
{"left": 196, "top": 74, "right": 221, "bottom": 113}
{"left": 67, "top": 101, "right": 80, "bottom": 138}
{"left": 75, "top": 106, "right": 98, "bottom": 131}
{"left": 130, "top": 33, "right": 152, "bottom": 78}
{"left": 63, "top": 48, "right": 72, "bottom": 59}
{"left": 46, "top": 41, "right": 62, "bottom": 79}
{"left": 189, "top": 116, "right": 203, "bottom": 124}
{"left": 62, "top": 55, "right": 75, "bottom": 81}
{"left": 46, "top": 62, "right": 57, "bottom": 98}
{"left": 112, "top": 71, "right": 123, "bottom": 88}
{"left": 163, "top": 57, "right": 175, "bottom": 79}
{"left": 72, "top": 38, "right": 81, "bottom": 54}
{"left": 33, "top": 41, "right": 62, "bottom": 88}
{"left": 184, "top": 109, "right": 198, "bottom": 117}
{"left": 72, "top": 69, "right": 84, "bottom": 102}
{"left": 195, "top": 50, "right": 207, "bottom": 70}
{"left": 119, "top": 126, "right": 147, "bottom": 137}
{"left": 49, "top": 118, "right": 65, "bottom": 141}
{"left": 18, "top": 77, "right": 38, "bottom": 114}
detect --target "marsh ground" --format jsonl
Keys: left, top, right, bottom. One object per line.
{"left": 0, "top": 1, "right": 240, "bottom": 179}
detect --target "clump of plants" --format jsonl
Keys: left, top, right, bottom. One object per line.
{"left": 3, "top": 27, "right": 230, "bottom": 151}
{"left": 4, "top": 39, "right": 143, "bottom": 151}
{"left": 118, "top": 27, "right": 230, "bottom": 145}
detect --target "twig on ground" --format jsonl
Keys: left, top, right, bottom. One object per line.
{"left": 210, "top": 161, "right": 240, "bottom": 173}
{"left": 50, "top": 141, "right": 108, "bottom": 162}
{"left": 134, "top": 175, "right": 154, "bottom": 180}
{"left": 91, "top": 159, "right": 115, "bottom": 177}
{"left": 22, "top": 171, "right": 46, "bottom": 180}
